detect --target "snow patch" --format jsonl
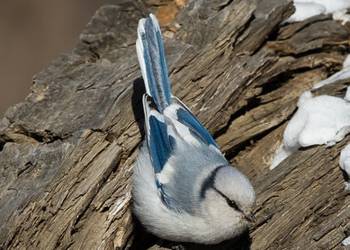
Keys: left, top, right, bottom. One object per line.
{"left": 307, "top": 0, "right": 350, "bottom": 13}
{"left": 286, "top": 0, "right": 350, "bottom": 24}
{"left": 270, "top": 145, "right": 293, "bottom": 169}
{"left": 285, "top": 92, "right": 350, "bottom": 148}
{"left": 286, "top": 2, "right": 326, "bottom": 23}
{"left": 271, "top": 91, "right": 350, "bottom": 168}
{"left": 313, "top": 67, "right": 350, "bottom": 89}
{"left": 312, "top": 53, "right": 350, "bottom": 89}
{"left": 340, "top": 144, "right": 350, "bottom": 190}
{"left": 342, "top": 235, "right": 350, "bottom": 246}
{"left": 333, "top": 9, "right": 350, "bottom": 25}
{"left": 343, "top": 55, "right": 350, "bottom": 68}
{"left": 345, "top": 87, "right": 350, "bottom": 101}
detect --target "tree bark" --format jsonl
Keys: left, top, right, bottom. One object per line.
{"left": 0, "top": 0, "right": 349, "bottom": 249}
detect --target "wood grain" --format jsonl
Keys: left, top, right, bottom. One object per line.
{"left": 0, "top": 0, "right": 349, "bottom": 249}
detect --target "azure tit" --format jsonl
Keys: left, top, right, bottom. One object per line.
{"left": 132, "top": 14, "right": 255, "bottom": 244}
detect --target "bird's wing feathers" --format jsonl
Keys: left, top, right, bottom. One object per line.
{"left": 143, "top": 94, "right": 182, "bottom": 210}
{"left": 168, "top": 97, "right": 219, "bottom": 149}
{"left": 143, "top": 94, "right": 175, "bottom": 174}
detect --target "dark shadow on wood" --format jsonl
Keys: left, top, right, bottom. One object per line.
{"left": 130, "top": 225, "right": 252, "bottom": 250}
{"left": 132, "top": 77, "right": 146, "bottom": 140}
{"left": 129, "top": 214, "right": 161, "bottom": 250}
{"left": 167, "top": 230, "right": 252, "bottom": 250}
{"left": 341, "top": 168, "right": 349, "bottom": 182}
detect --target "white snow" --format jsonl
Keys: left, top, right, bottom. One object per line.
{"left": 340, "top": 144, "right": 350, "bottom": 190}
{"left": 313, "top": 55, "right": 350, "bottom": 89}
{"left": 312, "top": 69, "right": 350, "bottom": 89}
{"left": 345, "top": 87, "right": 350, "bottom": 101}
{"left": 305, "top": 0, "right": 350, "bottom": 13}
{"left": 286, "top": 0, "right": 350, "bottom": 24}
{"left": 286, "top": 2, "right": 326, "bottom": 23}
{"left": 270, "top": 145, "right": 293, "bottom": 169}
{"left": 271, "top": 91, "right": 350, "bottom": 169}
{"left": 309, "top": 55, "right": 350, "bottom": 109}
{"left": 333, "top": 9, "right": 350, "bottom": 25}
{"left": 286, "top": 92, "right": 350, "bottom": 148}
{"left": 343, "top": 54, "right": 350, "bottom": 68}
{"left": 343, "top": 235, "right": 350, "bottom": 246}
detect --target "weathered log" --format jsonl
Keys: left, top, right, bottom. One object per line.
{"left": 0, "top": 0, "right": 349, "bottom": 249}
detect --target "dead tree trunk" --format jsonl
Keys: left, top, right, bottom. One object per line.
{"left": 0, "top": 0, "right": 349, "bottom": 249}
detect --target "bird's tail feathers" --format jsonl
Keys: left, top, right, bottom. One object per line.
{"left": 136, "top": 14, "right": 172, "bottom": 112}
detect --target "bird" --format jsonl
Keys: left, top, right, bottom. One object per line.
{"left": 132, "top": 13, "right": 256, "bottom": 245}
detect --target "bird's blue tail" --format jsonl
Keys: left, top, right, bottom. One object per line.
{"left": 136, "top": 14, "right": 172, "bottom": 112}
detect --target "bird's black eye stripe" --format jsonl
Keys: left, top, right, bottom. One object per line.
{"left": 199, "top": 165, "right": 226, "bottom": 199}
{"left": 226, "top": 199, "right": 240, "bottom": 211}
{"left": 213, "top": 187, "right": 242, "bottom": 212}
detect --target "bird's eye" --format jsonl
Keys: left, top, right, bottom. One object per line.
{"left": 226, "top": 199, "right": 241, "bottom": 212}
{"left": 213, "top": 187, "right": 242, "bottom": 212}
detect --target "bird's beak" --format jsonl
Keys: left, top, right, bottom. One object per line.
{"left": 244, "top": 213, "right": 256, "bottom": 223}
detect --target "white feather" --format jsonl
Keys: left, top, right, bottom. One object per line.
{"left": 136, "top": 19, "right": 151, "bottom": 95}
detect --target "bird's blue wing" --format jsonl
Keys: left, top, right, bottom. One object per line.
{"left": 143, "top": 94, "right": 175, "bottom": 174}
{"left": 143, "top": 94, "right": 181, "bottom": 211}
{"left": 172, "top": 97, "right": 219, "bottom": 149}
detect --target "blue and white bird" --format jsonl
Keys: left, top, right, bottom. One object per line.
{"left": 132, "top": 14, "right": 256, "bottom": 244}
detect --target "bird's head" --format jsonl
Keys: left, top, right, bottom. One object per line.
{"left": 201, "top": 165, "right": 256, "bottom": 235}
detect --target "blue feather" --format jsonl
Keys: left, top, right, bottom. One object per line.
{"left": 148, "top": 115, "right": 174, "bottom": 173}
{"left": 173, "top": 98, "right": 219, "bottom": 148}
{"left": 156, "top": 180, "right": 181, "bottom": 212}
{"left": 137, "top": 14, "right": 172, "bottom": 112}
